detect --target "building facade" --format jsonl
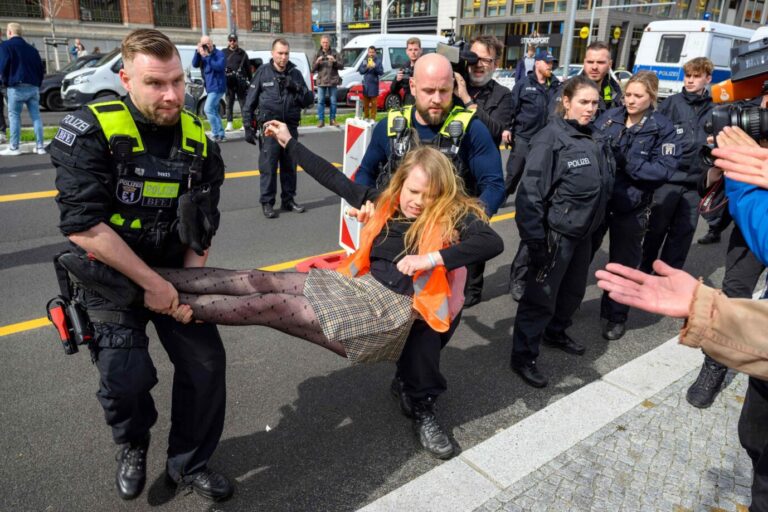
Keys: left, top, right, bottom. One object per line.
{"left": 0, "top": 0, "right": 314, "bottom": 71}
{"left": 456, "top": 0, "right": 767, "bottom": 71}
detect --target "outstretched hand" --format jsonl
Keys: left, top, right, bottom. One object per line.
{"left": 594, "top": 260, "right": 698, "bottom": 319}
{"left": 346, "top": 200, "right": 375, "bottom": 224}
{"left": 263, "top": 120, "right": 293, "bottom": 147}
{"left": 712, "top": 126, "right": 768, "bottom": 189}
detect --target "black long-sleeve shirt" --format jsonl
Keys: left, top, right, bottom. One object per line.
{"left": 287, "top": 138, "right": 504, "bottom": 294}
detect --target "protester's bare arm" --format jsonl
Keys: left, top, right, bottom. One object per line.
{"left": 595, "top": 260, "right": 698, "bottom": 318}
{"left": 263, "top": 120, "right": 293, "bottom": 147}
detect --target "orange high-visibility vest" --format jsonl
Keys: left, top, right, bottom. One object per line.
{"left": 337, "top": 200, "right": 453, "bottom": 332}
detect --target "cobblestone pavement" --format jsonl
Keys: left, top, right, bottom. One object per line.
{"left": 475, "top": 370, "right": 753, "bottom": 512}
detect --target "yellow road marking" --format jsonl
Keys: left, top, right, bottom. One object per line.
{"left": 0, "top": 163, "right": 343, "bottom": 203}
{"left": 0, "top": 200, "right": 514, "bottom": 337}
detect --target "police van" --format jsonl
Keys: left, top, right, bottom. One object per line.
{"left": 632, "top": 20, "right": 754, "bottom": 99}
{"left": 334, "top": 33, "right": 448, "bottom": 103}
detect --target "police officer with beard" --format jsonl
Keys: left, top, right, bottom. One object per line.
{"left": 50, "top": 29, "right": 231, "bottom": 502}
{"left": 453, "top": 34, "right": 513, "bottom": 306}
{"left": 243, "top": 37, "right": 314, "bottom": 219}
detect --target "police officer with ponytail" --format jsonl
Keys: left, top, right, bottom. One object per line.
{"left": 510, "top": 76, "right": 615, "bottom": 388}
{"left": 594, "top": 70, "right": 680, "bottom": 341}
{"left": 50, "top": 29, "right": 232, "bottom": 502}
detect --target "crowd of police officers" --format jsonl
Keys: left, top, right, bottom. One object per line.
{"left": 46, "top": 26, "right": 765, "bottom": 504}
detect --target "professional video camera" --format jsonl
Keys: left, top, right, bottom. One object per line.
{"left": 436, "top": 41, "right": 479, "bottom": 83}
{"left": 706, "top": 36, "right": 768, "bottom": 142}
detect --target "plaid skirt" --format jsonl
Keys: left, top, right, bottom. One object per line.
{"left": 304, "top": 269, "right": 415, "bottom": 364}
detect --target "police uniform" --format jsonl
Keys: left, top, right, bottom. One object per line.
{"left": 595, "top": 107, "right": 680, "bottom": 331}
{"left": 641, "top": 88, "right": 713, "bottom": 272}
{"left": 505, "top": 71, "right": 562, "bottom": 296}
{"left": 512, "top": 115, "right": 614, "bottom": 368}
{"left": 51, "top": 98, "right": 227, "bottom": 482}
{"left": 353, "top": 104, "right": 504, "bottom": 409}
{"left": 243, "top": 59, "right": 314, "bottom": 210}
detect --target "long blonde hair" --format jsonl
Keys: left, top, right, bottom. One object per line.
{"left": 374, "top": 146, "right": 488, "bottom": 252}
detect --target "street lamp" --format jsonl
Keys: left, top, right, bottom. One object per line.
{"left": 381, "top": 0, "right": 397, "bottom": 34}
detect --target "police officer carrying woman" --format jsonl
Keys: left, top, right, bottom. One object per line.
{"left": 595, "top": 71, "right": 680, "bottom": 341}
{"left": 510, "top": 76, "right": 615, "bottom": 388}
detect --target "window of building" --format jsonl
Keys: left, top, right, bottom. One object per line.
{"left": 250, "top": 0, "right": 281, "bottom": 33}
{"left": 312, "top": 0, "right": 336, "bottom": 24}
{"left": 463, "top": 0, "right": 480, "bottom": 18}
{"left": 388, "top": 0, "right": 434, "bottom": 18}
{"left": 512, "top": 0, "right": 533, "bottom": 13}
{"left": 80, "top": 0, "right": 122, "bottom": 23}
{"left": 656, "top": 35, "right": 685, "bottom": 63}
{"left": 745, "top": 0, "right": 765, "bottom": 23}
{"left": 154, "top": 0, "right": 190, "bottom": 27}
{"left": 0, "top": 0, "right": 42, "bottom": 18}
{"left": 576, "top": 0, "right": 591, "bottom": 8}
{"left": 486, "top": 0, "right": 506, "bottom": 17}
{"left": 351, "top": 0, "right": 380, "bottom": 21}
{"left": 541, "top": 0, "right": 566, "bottom": 12}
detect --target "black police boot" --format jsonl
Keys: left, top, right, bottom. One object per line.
{"left": 390, "top": 376, "right": 414, "bottom": 418}
{"left": 262, "top": 203, "right": 278, "bottom": 219}
{"left": 58, "top": 252, "right": 142, "bottom": 307}
{"left": 167, "top": 468, "right": 234, "bottom": 502}
{"left": 602, "top": 321, "right": 626, "bottom": 341}
{"left": 280, "top": 200, "right": 306, "bottom": 213}
{"left": 543, "top": 331, "right": 586, "bottom": 355}
{"left": 115, "top": 434, "right": 150, "bottom": 500}
{"left": 411, "top": 396, "right": 455, "bottom": 459}
{"left": 686, "top": 356, "right": 728, "bottom": 409}
{"left": 511, "top": 358, "right": 548, "bottom": 388}
{"left": 697, "top": 230, "right": 721, "bottom": 245}
{"left": 464, "top": 292, "right": 481, "bottom": 308}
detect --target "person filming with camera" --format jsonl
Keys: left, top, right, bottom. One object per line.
{"left": 391, "top": 37, "right": 423, "bottom": 106}
{"left": 312, "top": 35, "right": 343, "bottom": 128}
{"left": 192, "top": 35, "right": 227, "bottom": 142}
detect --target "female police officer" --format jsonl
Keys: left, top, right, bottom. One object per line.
{"left": 595, "top": 71, "right": 680, "bottom": 341}
{"left": 510, "top": 75, "right": 615, "bottom": 388}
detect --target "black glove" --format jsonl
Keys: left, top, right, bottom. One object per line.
{"left": 177, "top": 188, "right": 215, "bottom": 256}
{"left": 526, "top": 240, "right": 550, "bottom": 269}
{"left": 283, "top": 76, "right": 300, "bottom": 93}
{"left": 244, "top": 126, "right": 258, "bottom": 145}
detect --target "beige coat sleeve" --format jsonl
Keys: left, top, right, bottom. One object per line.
{"left": 679, "top": 283, "right": 768, "bottom": 380}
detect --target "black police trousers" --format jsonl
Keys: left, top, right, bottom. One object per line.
{"left": 84, "top": 290, "right": 226, "bottom": 480}
{"left": 259, "top": 125, "right": 299, "bottom": 206}
{"left": 739, "top": 377, "right": 768, "bottom": 512}
{"left": 505, "top": 135, "right": 530, "bottom": 197}
{"left": 640, "top": 183, "right": 699, "bottom": 272}
{"left": 512, "top": 234, "right": 591, "bottom": 363}
{"left": 396, "top": 313, "right": 462, "bottom": 401}
{"left": 225, "top": 84, "right": 246, "bottom": 123}
{"left": 599, "top": 204, "right": 651, "bottom": 324}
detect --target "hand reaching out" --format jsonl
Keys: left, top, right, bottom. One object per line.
{"left": 346, "top": 200, "right": 375, "bottom": 223}
{"left": 594, "top": 260, "right": 699, "bottom": 319}
{"left": 712, "top": 126, "right": 768, "bottom": 189}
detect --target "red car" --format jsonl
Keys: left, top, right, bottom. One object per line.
{"left": 345, "top": 69, "right": 404, "bottom": 110}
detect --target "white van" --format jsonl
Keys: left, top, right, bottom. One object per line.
{"left": 334, "top": 33, "right": 448, "bottom": 102}
{"left": 632, "top": 20, "right": 754, "bottom": 98}
{"left": 61, "top": 45, "right": 198, "bottom": 109}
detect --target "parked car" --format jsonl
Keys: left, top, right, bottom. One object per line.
{"left": 40, "top": 54, "right": 101, "bottom": 111}
{"left": 344, "top": 69, "right": 403, "bottom": 110}
{"left": 492, "top": 69, "right": 515, "bottom": 91}
{"left": 614, "top": 69, "right": 633, "bottom": 89}
{"left": 553, "top": 64, "right": 583, "bottom": 82}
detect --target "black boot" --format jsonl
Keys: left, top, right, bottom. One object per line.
{"left": 390, "top": 377, "right": 413, "bottom": 418}
{"left": 262, "top": 203, "right": 278, "bottom": 219}
{"left": 602, "top": 320, "right": 626, "bottom": 341}
{"left": 543, "top": 331, "right": 586, "bottom": 355}
{"left": 511, "top": 358, "right": 548, "bottom": 388}
{"left": 280, "top": 200, "right": 306, "bottom": 213}
{"left": 115, "top": 434, "right": 150, "bottom": 500}
{"left": 411, "top": 396, "right": 454, "bottom": 459}
{"left": 697, "top": 230, "right": 721, "bottom": 245}
{"left": 686, "top": 355, "right": 728, "bottom": 408}
{"left": 167, "top": 467, "right": 234, "bottom": 502}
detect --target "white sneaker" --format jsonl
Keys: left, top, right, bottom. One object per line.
{"left": 0, "top": 147, "right": 22, "bottom": 156}
{"left": 225, "top": 122, "right": 234, "bottom": 131}
{"left": 36, "top": 146, "right": 47, "bottom": 155}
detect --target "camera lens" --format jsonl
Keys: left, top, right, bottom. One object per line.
{"left": 708, "top": 105, "right": 768, "bottom": 141}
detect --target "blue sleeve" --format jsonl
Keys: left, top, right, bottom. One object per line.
{"left": 192, "top": 51, "right": 202, "bottom": 69}
{"left": 354, "top": 120, "right": 390, "bottom": 187}
{"left": 357, "top": 61, "right": 367, "bottom": 74}
{"left": 375, "top": 59, "right": 383, "bottom": 76}
{"left": 208, "top": 50, "right": 226, "bottom": 72}
{"left": 465, "top": 121, "right": 505, "bottom": 215}
{"left": 726, "top": 178, "right": 768, "bottom": 265}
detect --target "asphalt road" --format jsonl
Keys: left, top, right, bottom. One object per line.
{"left": 0, "top": 131, "right": 738, "bottom": 511}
